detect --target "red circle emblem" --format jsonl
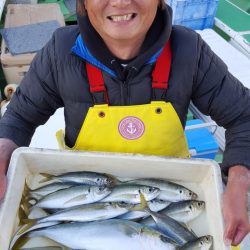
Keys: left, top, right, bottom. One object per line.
{"left": 118, "top": 116, "right": 145, "bottom": 140}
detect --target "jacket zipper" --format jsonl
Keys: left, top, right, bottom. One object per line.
{"left": 120, "top": 80, "right": 127, "bottom": 105}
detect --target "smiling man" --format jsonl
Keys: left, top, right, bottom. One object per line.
{"left": 0, "top": 0, "right": 250, "bottom": 248}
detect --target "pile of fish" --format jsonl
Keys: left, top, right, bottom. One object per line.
{"left": 10, "top": 171, "right": 213, "bottom": 250}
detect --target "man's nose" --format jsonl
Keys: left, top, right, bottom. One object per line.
{"left": 110, "top": 0, "right": 132, "bottom": 7}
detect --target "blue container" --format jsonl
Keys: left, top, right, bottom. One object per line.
{"left": 185, "top": 119, "right": 219, "bottom": 159}
{"left": 168, "top": 0, "right": 219, "bottom": 30}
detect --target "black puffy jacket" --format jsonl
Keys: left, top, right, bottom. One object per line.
{"left": 0, "top": 7, "right": 250, "bottom": 174}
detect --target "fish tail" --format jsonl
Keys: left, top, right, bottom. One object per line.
{"left": 23, "top": 180, "right": 32, "bottom": 194}
{"left": 11, "top": 236, "right": 30, "bottom": 250}
{"left": 19, "top": 198, "right": 31, "bottom": 219}
{"left": 18, "top": 206, "right": 27, "bottom": 225}
{"left": 39, "top": 173, "right": 55, "bottom": 183}
{"left": 17, "top": 220, "right": 37, "bottom": 235}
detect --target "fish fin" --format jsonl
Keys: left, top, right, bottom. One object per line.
{"left": 39, "top": 173, "right": 56, "bottom": 183}
{"left": 11, "top": 236, "right": 30, "bottom": 250}
{"left": 179, "top": 222, "right": 198, "bottom": 238}
{"left": 105, "top": 173, "right": 122, "bottom": 186}
{"left": 129, "top": 192, "right": 151, "bottom": 212}
{"left": 63, "top": 194, "right": 88, "bottom": 205}
{"left": 23, "top": 180, "right": 32, "bottom": 195}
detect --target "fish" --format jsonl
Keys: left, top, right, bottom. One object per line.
{"left": 27, "top": 182, "right": 75, "bottom": 200}
{"left": 11, "top": 220, "right": 179, "bottom": 250}
{"left": 101, "top": 184, "right": 160, "bottom": 204}
{"left": 125, "top": 178, "right": 197, "bottom": 202}
{"left": 33, "top": 185, "right": 111, "bottom": 209}
{"left": 20, "top": 247, "right": 64, "bottom": 250}
{"left": 140, "top": 193, "right": 197, "bottom": 245}
{"left": 39, "top": 171, "right": 116, "bottom": 186}
{"left": 118, "top": 199, "right": 171, "bottom": 220}
{"left": 26, "top": 202, "right": 135, "bottom": 224}
{"left": 141, "top": 200, "right": 205, "bottom": 226}
{"left": 178, "top": 235, "right": 213, "bottom": 250}
{"left": 10, "top": 221, "right": 61, "bottom": 250}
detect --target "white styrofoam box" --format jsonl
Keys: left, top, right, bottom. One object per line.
{"left": 0, "top": 3, "right": 65, "bottom": 85}
{"left": 1, "top": 63, "right": 31, "bottom": 85}
{"left": 0, "top": 148, "right": 228, "bottom": 249}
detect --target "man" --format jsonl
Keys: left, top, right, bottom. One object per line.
{"left": 0, "top": 0, "right": 249, "bottom": 247}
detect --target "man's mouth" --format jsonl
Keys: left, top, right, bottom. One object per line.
{"left": 107, "top": 13, "right": 137, "bottom": 22}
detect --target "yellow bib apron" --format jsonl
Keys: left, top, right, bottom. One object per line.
{"left": 56, "top": 41, "right": 190, "bottom": 158}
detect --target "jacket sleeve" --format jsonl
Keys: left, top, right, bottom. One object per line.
{"left": 192, "top": 34, "right": 250, "bottom": 174}
{"left": 0, "top": 32, "right": 63, "bottom": 146}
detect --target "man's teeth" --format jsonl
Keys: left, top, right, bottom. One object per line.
{"left": 110, "top": 14, "right": 133, "bottom": 22}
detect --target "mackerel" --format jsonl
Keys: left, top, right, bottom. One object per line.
{"left": 28, "top": 182, "right": 74, "bottom": 200}
{"left": 101, "top": 184, "right": 160, "bottom": 204}
{"left": 179, "top": 235, "right": 213, "bottom": 250}
{"left": 15, "top": 220, "right": 179, "bottom": 250}
{"left": 125, "top": 178, "right": 197, "bottom": 202}
{"left": 141, "top": 200, "right": 205, "bottom": 226}
{"left": 33, "top": 185, "right": 111, "bottom": 209}
{"left": 32, "top": 202, "right": 135, "bottom": 223}
{"left": 39, "top": 171, "right": 116, "bottom": 186}
{"left": 118, "top": 199, "right": 170, "bottom": 220}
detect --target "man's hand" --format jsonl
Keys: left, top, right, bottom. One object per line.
{"left": 0, "top": 138, "right": 18, "bottom": 201}
{"left": 223, "top": 165, "right": 250, "bottom": 246}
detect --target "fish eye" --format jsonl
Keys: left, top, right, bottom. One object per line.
{"left": 88, "top": 187, "right": 91, "bottom": 193}
{"left": 200, "top": 241, "right": 203, "bottom": 245}
{"left": 179, "top": 190, "right": 183, "bottom": 193}
{"left": 189, "top": 205, "right": 192, "bottom": 209}
{"left": 97, "top": 178, "right": 100, "bottom": 182}
{"left": 149, "top": 188, "right": 153, "bottom": 192}
{"left": 189, "top": 192, "right": 192, "bottom": 196}
{"left": 198, "top": 202, "right": 202, "bottom": 206}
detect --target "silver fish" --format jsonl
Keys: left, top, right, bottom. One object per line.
{"left": 118, "top": 199, "right": 171, "bottom": 220}
{"left": 10, "top": 221, "right": 61, "bottom": 250}
{"left": 20, "top": 220, "right": 179, "bottom": 250}
{"left": 125, "top": 178, "right": 197, "bottom": 202}
{"left": 146, "top": 209, "right": 197, "bottom": 245}
{"left": 20, "top": 248, "right": 64, "bottom": 250}
{"left": 40, "top": 171, "right": 116, "bottom": 186}
{"left": 34, "top": 202, "right": 135, "bottom": 223}
{"left": 179, "top": 235, "right": 213, "bottom": 250}
{"left": 33, "top": 185, "right": 111, "bottom": 209}
{"left": 28, "top": 182, "right": 74, "bottom": 200}
{"left": 141, "top": 200, "right": 205, "bottom": 226}
{"left": 101, "top": 184, "right": 160, "bottom": 204}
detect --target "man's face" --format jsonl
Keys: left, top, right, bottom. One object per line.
{"left": 84, "top": 0, "right": 159, "bottom": 44}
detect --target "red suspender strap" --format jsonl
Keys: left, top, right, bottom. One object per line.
{"left": 86, "top": 62, "right": 109, "bottom": 104}
{"left": 86, "top": 62, "right": 106, "bottom": 93}
{"left": 152, "top": 40, "right": 172, "bottom": 90}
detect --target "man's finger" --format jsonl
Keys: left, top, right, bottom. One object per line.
{"left": 232, "top": 227, "right": 250, "bottom": 246}
{"left": 224, "top": 223, "right": 236, "bottom": 246}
